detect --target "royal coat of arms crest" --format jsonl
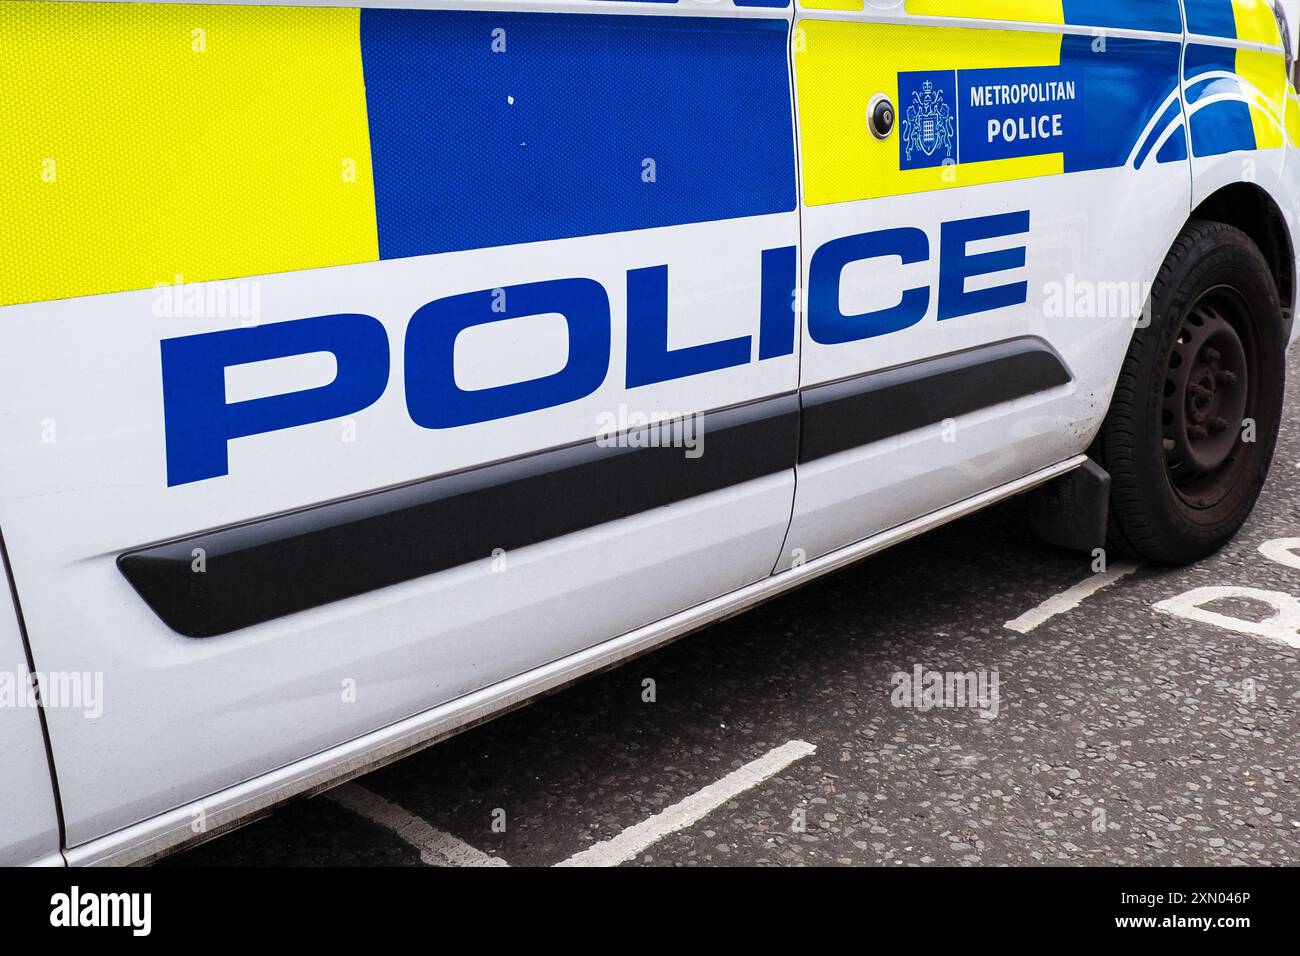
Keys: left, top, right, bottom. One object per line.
{"left": 902, "top": 80, "right": 955, "bottom": 164}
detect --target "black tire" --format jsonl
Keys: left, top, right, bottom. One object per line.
{"left": 1097, "top": 219, "right": 1285, "bottom": 565}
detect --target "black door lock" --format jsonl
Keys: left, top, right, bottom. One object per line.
{"left": 868, "top": 94, "right": 896, "bottom": 140}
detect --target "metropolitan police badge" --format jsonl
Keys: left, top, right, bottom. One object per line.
{"left": 902, "top": 79, "right": 955, "bottom": 165}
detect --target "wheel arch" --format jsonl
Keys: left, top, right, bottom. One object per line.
{"left": 1191, "top": 182, "right": 1296, "bottom": 340}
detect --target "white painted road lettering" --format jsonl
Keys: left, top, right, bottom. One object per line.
{"left": 1153, "top": 586, "right": 1300, "bottom": 650}
{"left": 1257, "top": 537, "right": 1300, "bottom": 571}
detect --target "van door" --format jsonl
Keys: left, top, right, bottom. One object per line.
{"left": 783, "top": 0, "right": 1191, "bottom": 564}
{"left": 0, "top": 0, "right": 800, "bottom": 846}
{"left": 0, "top": 552, "right": 62, "bottom": 866}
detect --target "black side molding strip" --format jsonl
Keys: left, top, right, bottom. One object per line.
{"left": 119, "top": 396, "right": 800, "bottom": 638}
{"left": 798, "top": 337, "right": 1073, "bottom": 464}
{"left": 120, "top": 338, "right": 1071, "bottom": 638}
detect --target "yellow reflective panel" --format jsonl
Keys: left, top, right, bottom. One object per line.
{"left": 905, "top": 0, "right": 1066, "bottom": 25}
{"left": 795, "top": 20, "right": 1064, "bottom": 205}
{"left": 1237, "top": 48, "right": 1288, "bottom": 149}
{"left": 1232, "top": 0, "right": 1282, "bottom": 46}
{"left": 0, "top": 1, "right": 379, "bottom": 307}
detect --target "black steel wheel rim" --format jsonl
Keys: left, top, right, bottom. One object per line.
{"left": 1160, "top": 284, "right": 1257, "bottom": 510}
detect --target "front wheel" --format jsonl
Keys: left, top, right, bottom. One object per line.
{"left": 1098, "top": 220, "right": 1286, "bottom": 565}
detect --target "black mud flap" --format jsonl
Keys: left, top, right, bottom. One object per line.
{"left": 1025, "top": 459, "right": 1111, "bottom": 555}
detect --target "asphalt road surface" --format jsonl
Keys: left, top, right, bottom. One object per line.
{"left": 167, "top": 348, "right": 1300, "bottom": 867}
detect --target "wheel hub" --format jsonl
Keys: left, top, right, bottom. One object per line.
{"left": 1162, "top": 297, "right": 1250, "bottom": 502}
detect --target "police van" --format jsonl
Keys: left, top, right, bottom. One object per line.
{"left": 2, "top": 0, "right": 1298, "bottom": 865}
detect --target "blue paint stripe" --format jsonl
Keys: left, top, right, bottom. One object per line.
{"left": 1190, "top": 100, "right": 1257, "bottom": 154}
{"left": 1185, "top": 44, "right": 1258, "bottom": 155}
{"left": 1184, "top": 44, "right": 1242, "bottom": 105}
{"left": 1062, "top": 0, "right": 1182, "bottom": 34}
{"left": 1185, "top": 0, "right": 1238, "bottom": 38}
{"left": 1185, "top": 41, "right": 1239, "bottom": 78}
{"left": 1134, "top": 96, "right": 1183, "bottom": 168}
{"left": 1059, "top": 35, "right": 1184, "bottom": 173}
{"left": 1185, "top": 73, "right": 1235, "bottom": 104}
{"left": 360, "top": 9, "right": 797, "bottom": 261}
{"left": 1157, "top": 125, "right": 1189, "bottom": 163}
{"left": 733, "top": 0, "right": 790, "bottom": 7}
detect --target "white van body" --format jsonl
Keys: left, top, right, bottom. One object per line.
{"left": 2, "top": 0, "right": 1298, "bottom": 864}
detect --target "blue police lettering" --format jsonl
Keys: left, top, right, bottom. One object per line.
{"left": 808, "top": 227, "right": 930, "bottom": 345}
{"left": 626, "top": 265, "right": 751, "bottom": 388}
{"left": 627, "top": 245, "right": 798, "bottom": 385}
{"left": 807, "top": 210, "right": 1030, "bottom": 345}
{"left": 158, "top": 215, "right": 1030, "bottom": 485}
{"left": 406, "top": 278, "right": 611, "bottom": 429}
{"left": 161, "top": 313, "right": 388, "bottom": 487}
{"left": 938, "top": 210, "right": 1030, "bottom": 322}
{"left": 757, "top": 245, "right": 799, "bottom": 361}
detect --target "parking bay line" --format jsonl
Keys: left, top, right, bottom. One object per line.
{"left": 1003, "top": 562, "right": 1141, "bottom": 634}
{"left": 553, "top": 740, "right": 817, "bottom": 868}
{"left": 327, "top": 783, "right": 511, "bottom": 867}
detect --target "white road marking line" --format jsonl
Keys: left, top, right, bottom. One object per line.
{"left": 554, "top": 739, "right": 816, "bottom": 868}
{"left": 1153, "top": 586, "right": 1300, "bottom": 650}
{"left": 1258, "top": 537, "right": 1300, "bottom": 571}
{"left": 327, "top": 783, "right": 510, "bottom": 867}
{"left": 1003, "top": 562, "right": 1140, "bottom": 634}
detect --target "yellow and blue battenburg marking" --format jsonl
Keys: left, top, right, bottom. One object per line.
{"left": 795, "top": 21, "right": 1187, "bottom": 206}
{"left": 2, "top": 0, "right": 1291, "bottom": 308}
{"left": 1185, "top": 44, "right": 1289, "bottom": 154}
{"left": 1185, "top": 0, "right": 1282, "bottom": 43}
{"left": 1181, "top": 2, "right": 1290, "bottom": 154}
{"left": 0, "top": 1, "right": 796, "bottom": 307}
{"left": 809, "top": 0, "right": 1185, "bottom": 31}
